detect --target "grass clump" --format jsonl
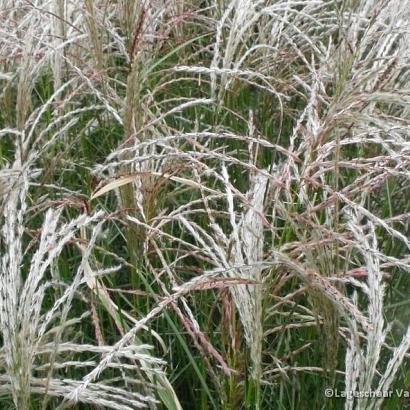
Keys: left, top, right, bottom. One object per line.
{"left": 0, "top": 0, "right": 409, "bottom": 409}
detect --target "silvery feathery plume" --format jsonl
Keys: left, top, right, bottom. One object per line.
{"left": 344, "top": 209, "right": 410, "bottom": 410}
{"left": 225, "top": 167, "right": 268, "bottom": 383}
{"left": 0, "top": 168, "right": 23, "bottom": 198}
